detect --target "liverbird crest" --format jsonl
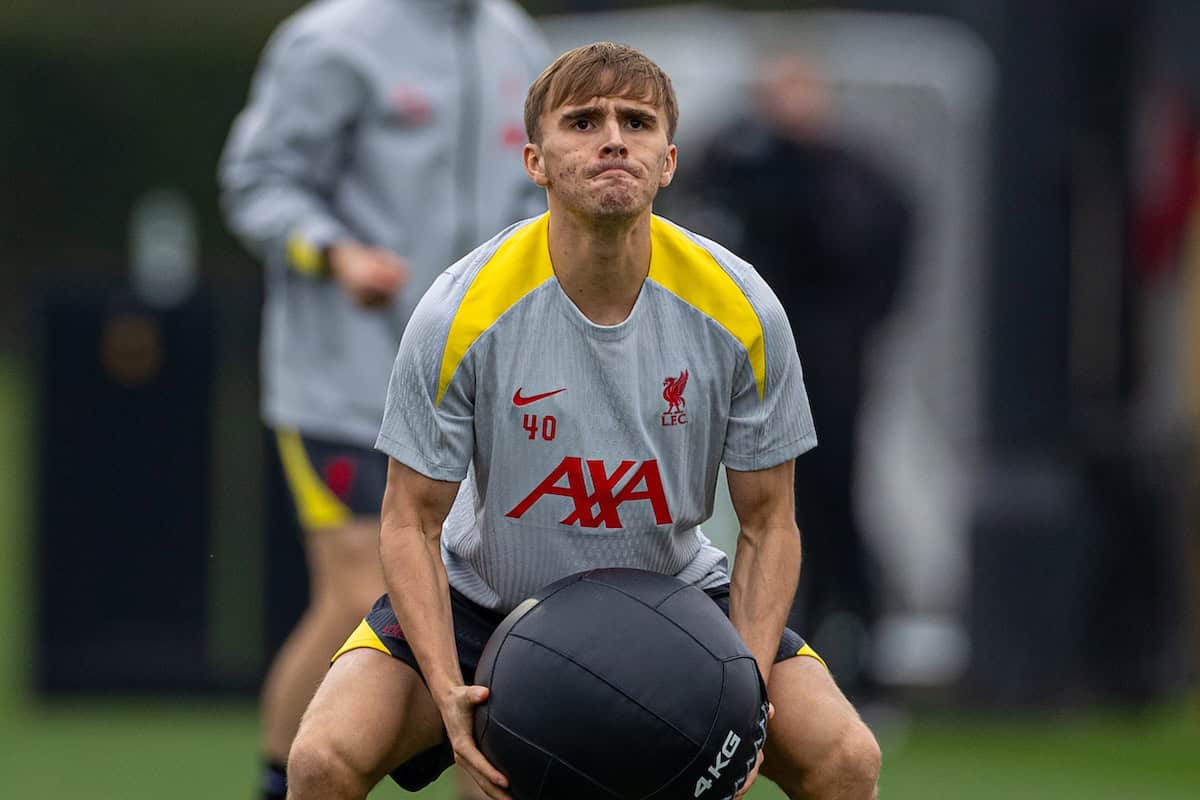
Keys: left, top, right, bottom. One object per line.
{"left": 662, "top": 369, "right": 689, "bottom": 414}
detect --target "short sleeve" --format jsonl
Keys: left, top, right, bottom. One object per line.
{"left": 376, "top": 274, "right": 475, "bottom": 480}
{"left": 722, "top": 281, "right": 817, "bottom": 471}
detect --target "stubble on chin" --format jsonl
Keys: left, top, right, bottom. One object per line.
{"left": 595, "top": 185, "right": 640, "bottom": 214}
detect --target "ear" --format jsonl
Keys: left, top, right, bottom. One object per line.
{"left": 524, "top": 142, "right": 549, "bottom": 187}
{"left": 659, "top": 143, "right": 678, "bottom": 188}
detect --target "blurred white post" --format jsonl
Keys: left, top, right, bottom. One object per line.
{"left": 129, "top": 188, "right": 198, "bottom": 308}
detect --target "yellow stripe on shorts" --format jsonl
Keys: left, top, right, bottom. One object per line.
{"left": 331, "top": 618, "right": 390, "bottom": 664}
{"left": 275, "top": 429, "right": 351, "bottom": 531}
{"left": 796, "top": 642, "right": 829, "bottom": 671}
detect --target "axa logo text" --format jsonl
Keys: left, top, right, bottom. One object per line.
{"left": 506, "top": 457, "right": 672, "bottom": 528}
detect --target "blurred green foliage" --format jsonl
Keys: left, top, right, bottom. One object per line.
{"left": 1, "top": 0, "right": 306, "bottom": 50}
{"left": 0, "top": 356, "right": 31, "bottom": 712}
{"left": 1, "top": 41, "right": 260, "bottom": 264}
{"left": 0, "top": 4, "right": 279, "bottom": 346}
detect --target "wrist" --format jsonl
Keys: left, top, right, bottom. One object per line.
{"left": 324, "top": 240, "right": 353, "bottom": 278}
{"left": 286, "top": 232, "right": 332, "bottom": 278}
{"left": 425, "top": 672, "right": 463, "bottom": 710}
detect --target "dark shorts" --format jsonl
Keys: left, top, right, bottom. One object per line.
{"left": 273, "top": 429, "right": 388, "bottom": 530}
{"left": 332, "top": 586, "right": 824, "bottom": 792}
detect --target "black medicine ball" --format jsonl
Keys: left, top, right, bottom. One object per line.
{"left": 474, "top": 568, "right": 769, "bottom": 800}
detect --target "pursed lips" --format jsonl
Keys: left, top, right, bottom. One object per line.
{"left": 587, "top": 161, "right": 640, "bottom": 179}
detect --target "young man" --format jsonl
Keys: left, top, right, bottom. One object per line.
{"left": 218, "top": 2, "right": 546, "bottom": 798}
{"left": 286, "top": 42, "right": 881, "bottom": 800}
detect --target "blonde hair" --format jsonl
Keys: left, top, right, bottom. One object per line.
{"left": 524, "top": 42, "right": 679, "bottom": 143}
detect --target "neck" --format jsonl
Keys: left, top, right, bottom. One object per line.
{"left": 547, "top": 203, "right": 653, "bottom": 326}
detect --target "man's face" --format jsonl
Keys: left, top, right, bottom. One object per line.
{"left": 524, "top": 94, "right": 677, "bottom": 221}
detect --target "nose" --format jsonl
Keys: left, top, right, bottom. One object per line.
{"left": 599, "top": 117, "right": 628, "bottom": 157}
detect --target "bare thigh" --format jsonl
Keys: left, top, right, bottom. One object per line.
{"left": 293, "top": 647, "right": 445, "bottom": 788}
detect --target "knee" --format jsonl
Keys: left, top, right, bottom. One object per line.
{"left": 287, "top": 732, "right": 368, "bottom": 800}
{"left": 774, "top": 719, "right": 881, "bottom": 800}
{"left": 818, "top": 721, "right": 881, "bottom": 799}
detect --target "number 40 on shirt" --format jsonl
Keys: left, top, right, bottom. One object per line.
{"left": 522, "top": 414, "right": 557, "bottom": 441}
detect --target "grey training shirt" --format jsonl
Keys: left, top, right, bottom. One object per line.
{"left": 378, "top": 214, "right": 818, "bottom": 612}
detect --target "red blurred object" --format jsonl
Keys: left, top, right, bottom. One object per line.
{"left": 323, "top": 456, "right": 356, "bottom": 501}
{"left": 1134, "top": 93, "right": 1200, "bottom": 282}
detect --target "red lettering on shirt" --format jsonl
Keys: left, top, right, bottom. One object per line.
{"left": 506, "top": 457, "right": 673, "bottom": 528}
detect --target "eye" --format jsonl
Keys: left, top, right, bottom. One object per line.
{"left": 572, "top": 119, "right": 593, "bottom": 131}
{"left": 627, "top": 118, "right": 645, "bottom": 130}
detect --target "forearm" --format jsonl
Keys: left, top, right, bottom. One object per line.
{"left": 729, "top": 521, "right": 801, "bottom": 685}
{"left": 218, "top": 174, "right": 352, "bottom": 270}
{"left": 379, "top": 516, "right": 464, "bottom": 706}
{"left": 218, "top": 37, "right": 363, "bottom": 269}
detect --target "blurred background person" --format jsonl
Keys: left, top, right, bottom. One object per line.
{"left": 680, "top": 56, "right": 913, "bottom": 700}
{"left": 217, "top": 1, "right": 548, "bottom": 798}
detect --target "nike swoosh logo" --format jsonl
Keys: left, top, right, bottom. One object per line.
{"left": 512, "top": 387, "right": 567, "bottom": 406}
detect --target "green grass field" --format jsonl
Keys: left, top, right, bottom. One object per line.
{"left": 1, "top": 354, "right": 1197, "bottom": 799}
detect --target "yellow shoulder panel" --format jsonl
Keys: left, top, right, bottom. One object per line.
{"left": 648, "top": 217, "right": 766, "bottom": 399}
{"left": 437, "top": 214, "right": 554, "bottom": 404}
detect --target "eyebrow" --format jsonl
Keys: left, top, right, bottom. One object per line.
{"left": 558, "top": 104, "right": 659, "bottom": 124}
{"left": 559, "top": 106, "right": 603, "bottom": 123}
{"left": 620, "top": 106, "right": 658, "bottom": 124}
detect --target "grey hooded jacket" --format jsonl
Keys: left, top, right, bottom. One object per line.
{"left": 219, "top": 0, "right": 548, "bottom": 445}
